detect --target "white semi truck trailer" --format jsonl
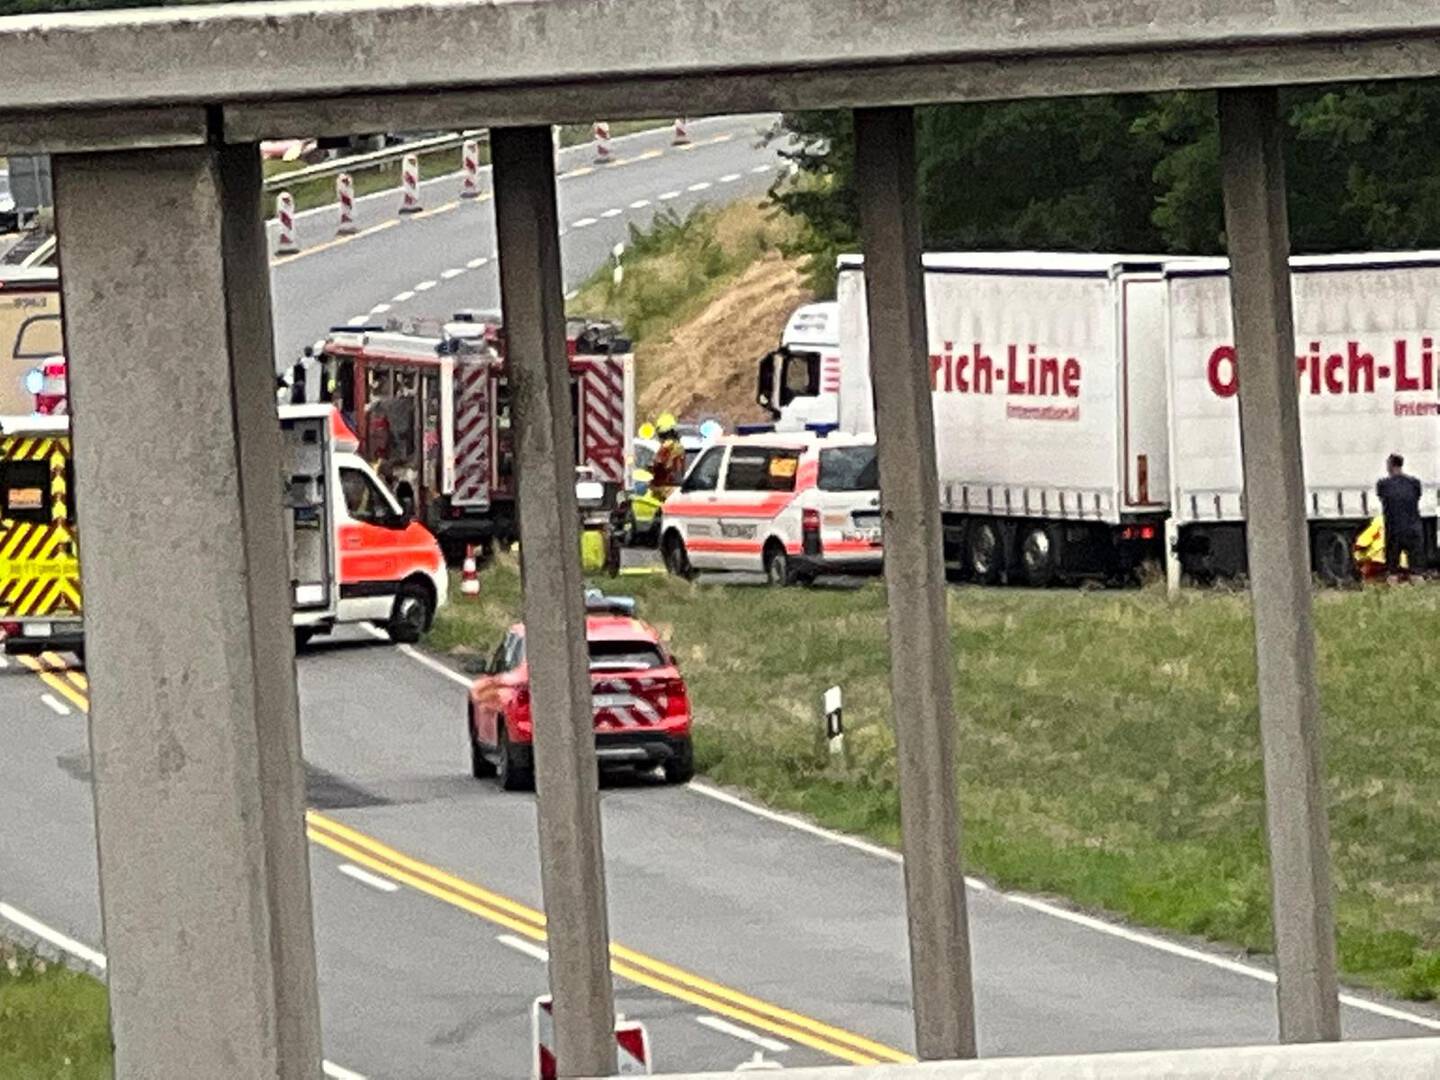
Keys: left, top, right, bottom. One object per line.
{"left": 756, "top": 250, "right": 1440, "bottom": 583}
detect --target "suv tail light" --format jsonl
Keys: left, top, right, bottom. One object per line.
{"left": 663, "top": 681, "right": 690, "bottom": 722}
{"left": 802, "top": 507, "right": 822, "bottom": 556}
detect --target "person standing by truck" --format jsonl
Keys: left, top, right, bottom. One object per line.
{"left": 1378, "top": 453, "right": 1423, "bottom": 583}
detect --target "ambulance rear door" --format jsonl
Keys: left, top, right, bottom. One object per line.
{"left": 0, "top": 420, "right": 82, "bottom": 635}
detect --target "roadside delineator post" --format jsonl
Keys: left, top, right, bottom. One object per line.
{"left": 399, "top": 152, "right": 423, "bottom": 214}
{"left": 461, "top": 545, "right": 480, "bottom": 597}
{"left": 824, "top": 685, "right": 843, "bottom": 756}
{"left": 335, "top": 173, "right": 357, "bottom": 236}
{"left": 274, "top": 191, "right": 300, "bottom": 255}
{"left": 593, "top": 121, "right": 612, "bottom": 164}
{"left": 672, "top": 117, "right": 691, "bottom": 146}
{"left": 461, "top": 139, "right": 482, "bottom": 199}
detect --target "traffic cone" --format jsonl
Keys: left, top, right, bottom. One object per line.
{"left": 461, "top": 545, "right": 480, "bottom": 597}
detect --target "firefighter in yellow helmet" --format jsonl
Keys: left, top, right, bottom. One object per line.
{"left": 649, "top": 413, "right": 686, "bottom": 495}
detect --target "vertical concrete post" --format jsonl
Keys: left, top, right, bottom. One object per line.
{"left": 52, "top": 139, "right": 323, "bottom": 1076}
{"left": 1218, "top": 87, "right": 1341, "bottom": 1044}
{"left": 852, "top": 105, "right": 978, "bottom": 1061}
{"left": 491, "top": 124, "right": 618, "bottom": 1078}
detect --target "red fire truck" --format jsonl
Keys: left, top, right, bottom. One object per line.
{"left": 319, "top": 313, "right": 635, "bottom": 561}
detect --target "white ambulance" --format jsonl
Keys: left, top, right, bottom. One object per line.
{"left": 658, "top": 429, "right": 882, "bottom": 585}
{"left": 281, "top": 404, "right": 449, "bottom": 646}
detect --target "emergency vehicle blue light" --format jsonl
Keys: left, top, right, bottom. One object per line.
{"left": 735, "top": 423, "right": 775, "bottom": 435}
{"left": 805, "top": 422, "right": 839, "bottom": 437}
{"left": 699, "top": 420, "right": 723, "bottom": 442}
{"left": 23, "top": 369, "right": 44, "bottom": 395}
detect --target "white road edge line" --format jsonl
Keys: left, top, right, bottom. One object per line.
{"left": 0, "top": 654, "right": 10, "bottom": 668}
{"left": 0, "top": 902, "right": 107, "bottom": 970}
{"left": 601, "top": 208, "right": 623, "bottom": 218}
{"left": 719, "top": 173, "right": 742, "bottom": 183}
{"left": 40, "top": 693, "right": 71, "bottom": 716}
{"left": 497, "top": 933, "right": 550, "bottom": 962}
{"left": 0, "top": 902, "right": 371, "bottom": 1076}
{"left": 684, "top": 783, "right": 1440, "bottom": 1032}
{"left": 658, "top": 191, "right": 681, "bottom": 201}
{"left": 369, "top": 303, "right": 391, "bottom": 315}
{"left": 687, "top": 181, "right": 712, "bottom": 192}
{"left": 414, "top": 280, "right": 437, "bottom": 292}
{"left": 441, "top": 267, "right": 466, "bottom": 280}
{"left": 696, "top": 1014, "right": 789, "bottom": 1053}
{"left": 338, "top": 863, "right": 400, "bottom": 893}
{"left": 392, "top": 290, "right": 415, "bottom": 303}
{"left": 750, "top": 164, "right": 771, "bottom": 174}
{"left": 629, "top": 199, "right": 651, "bottom": 210}
{"left": 382, "top": 632, "right": 1440, "bottom": 1034}
{"left": 571, "top": 217, "right": 598, "bottom": 228}
{"left": 466, "top": 256, "right": 490, "bottom": 269}
{"left": 346, "top": 315, "right": 369, "bottom": 326}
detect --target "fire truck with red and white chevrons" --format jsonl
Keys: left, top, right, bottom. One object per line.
{"left": 316, "top": 313, "right": 635, "bottom": 561}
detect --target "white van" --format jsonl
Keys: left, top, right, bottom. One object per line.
{"left": 658, "top": 431, "right": 882, "bottom": 585}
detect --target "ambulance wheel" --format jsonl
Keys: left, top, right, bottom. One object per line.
{"left": 468, "top": 707, "right": 496, "bottom": 779}
{"left": 968, "top": 520, "right": 1003, "bottom": 585}
{"left": 386, "top": 580, "right": 433, "bottom": 644}
{"left": 663, "top": 533, "right": 695, "bottom": 581}
{"left": 764, "top": 542, "right": 795, "bottom": 587}
{"left": 1315, "top": 527, "right": 1357, "bottom": 585}
{"left": 1020, "top": 525, "right": 1059, "bottom": 587}
{"left": 496, "top": 722, "right": 533, "bottom": 792}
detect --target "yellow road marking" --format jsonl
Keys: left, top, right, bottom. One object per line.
{"left": 14, "top": 666, "right": 909, "bottom": 1065}
{"left": 564, "top": 166, "right": 595, "bottom": 179}
{"left": 307, "top": 811, "right": 913, "bottom": 1065}
{"left": 270, "top": 218, "right": 400, "bottom": 267}
{"left": 18, "top": 655, "right": 88, "bottom": 712}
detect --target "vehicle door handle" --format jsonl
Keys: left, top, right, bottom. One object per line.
{"left": 342, "top": 536, "right": 362, "bottom": 549}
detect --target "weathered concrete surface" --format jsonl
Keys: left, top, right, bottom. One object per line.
{"left": 854, "top": 105, "right": 977, "bottom": 1062}
{"left": 5, "top": 0, "right": 1440, "bottom": 123}
{"left": 1217, "top": 87, "right": 1341, "bottom": 1044}
{"left": 54, "top": 141, "right": 323, "bottom": 1079}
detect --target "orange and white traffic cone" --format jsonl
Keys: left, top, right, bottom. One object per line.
{"left": 274, "top": 191, "right": 300, "bottom": 255}
{"left": 461, "top": 545, "right": 480, "bottom": 597}
{"left": 336, "top": 172, "right": 357, "bottom": 235}
{"left": 399, "top": 152, "right": 423, "bottom": 214}
{"left": 672, "top": 117, "right": 691, "bottom": 146}
{"left": 460, "top": 139, "right": 481, "bottom": 199}
{"left": 593, "top": 121, "right": 612, "bottom": 164}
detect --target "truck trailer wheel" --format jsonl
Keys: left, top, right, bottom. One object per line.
{"left": 1019, "top": 525, "right": 1059, "bottom": 587}
{"left": 386, "top": 580, "right": 434, "bottom": 644}
{"left": 968, "top": 520, "right": 1004, "bottom": 585}
{"left": 1314, "top": 527, "right": 1357, "bottom": 585}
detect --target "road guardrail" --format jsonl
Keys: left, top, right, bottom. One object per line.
{"left": 261, "top": 129, "right": 488, "bottom": 192}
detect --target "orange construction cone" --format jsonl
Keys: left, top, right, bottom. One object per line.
{"left": 461, "top": 545, "right": 480, "bottom": 597}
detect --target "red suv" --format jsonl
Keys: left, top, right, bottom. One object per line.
{"left": 467, "top": 602, "right": 694, "bottom": 791}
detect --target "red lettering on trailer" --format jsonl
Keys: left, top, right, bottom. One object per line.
{"left": 927, "top": 341, "right": 1082, "bottom": 400}
{"left": 1206, "top": 337, "right": 1440, "bottom": 404}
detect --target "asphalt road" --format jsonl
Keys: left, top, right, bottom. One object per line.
{"left": 6, "top": 117, "right": 1440, "bottom": 1077}
{"left": 268, "top": 115, "right": 786, "bottom": 366}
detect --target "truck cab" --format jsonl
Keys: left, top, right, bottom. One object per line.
{"left": 755, "top": 302, "right": 840, "bottom": 431}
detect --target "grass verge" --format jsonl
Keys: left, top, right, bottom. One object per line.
{"left": 429, "top": 560, "right": 1440, "bottom": 1004}
{"left": 0, "top": 941, "right": 110, "bottom": 1079}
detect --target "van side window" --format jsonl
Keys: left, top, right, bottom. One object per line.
{"left": 0, "top": 460, "right": 50, "bottom": 524}
{"left": 683, "top": 447, "right": 724, "bottom": 492}
{"left": 340, "top": 466, "right": 393, "bottom": 524}
{"left": 725, "top": 447, "right": 801, "bottom": 493}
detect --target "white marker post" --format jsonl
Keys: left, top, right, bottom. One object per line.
{"left": 1164, "top": 518, "right": 1182, "bottom": 598}
{"left": 612, "top": 241, "right": 625, "bottom": 289}
{"left": 824, "top": 685, "right": 843, "bottom": 757}
{"left": 532, "top": 996, "right": 651, "bottom": 1078}
{"left": 735, "top": 1051, "right": 784, "bottom": 1071}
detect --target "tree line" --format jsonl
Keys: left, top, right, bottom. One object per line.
{"left": 773, "top": 83, "right": 1440, "bottom": 292}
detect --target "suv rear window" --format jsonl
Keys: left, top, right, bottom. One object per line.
{"left": 589, "top": 639, "right": 666, "bottom": 671}
{"left": 818, "top": 445, "right": 878, "bottom": 491}
{"left": 725, "top": 447, "right": 801, "bottom": 492}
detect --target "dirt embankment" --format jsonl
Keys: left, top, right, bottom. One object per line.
{"left": 637, "top": 252, "right": 812, "bottom": 428}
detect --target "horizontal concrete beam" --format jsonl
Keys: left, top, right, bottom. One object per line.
{"left": 0, "top": 106, "right": 206, "bottom": 155}
{"left": 651, "top": 1037, "right": 1440, "bottom": 1079}
{"left": 3, "top": 0, "right": 1440, "bottom": 126}
{"left": 221, "top": 34, "right": 1440, "bottom": 144}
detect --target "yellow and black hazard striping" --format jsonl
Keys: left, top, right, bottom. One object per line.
{"left": 0, "top": 435, "right": 82, "bottom": 620}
